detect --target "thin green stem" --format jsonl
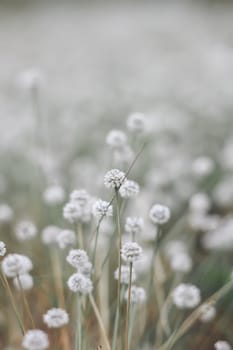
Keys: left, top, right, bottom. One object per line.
{"left": 75, "top": 296, "right": 82, "bottom": 350}
{"left": 125, "top": 262, "right": 133, "bottom": 350}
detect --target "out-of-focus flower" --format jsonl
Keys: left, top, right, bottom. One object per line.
{"left": 169, "top": 253, "right": 192, "bottom": 273}
{"left": 149, "top": 204, "right": 170, "bottom": 225}
{"left": 125, "top": 217, "right": 144, "bottom": 236}
{"left": 41, "top": 226, "right": 61, "bottom": 245}
{"left": 0, "top": 241, "right": 6, "bottom": 256}
{"left": 56, "top": 230, "right": 76, "bottom": 249}
{"left": 106, "top": 129, "right": 127, "bottom": 149}
{"left": 13, "top": 273, "right": 34, "bottom": 291}
{"left": 22, "top": 329, "right": 49, "bottom": 350}
{"left": 2, "top": 254, "right": 33, "bottom": 278}
{"left": 199, "top": 304, "right": 216, "bottom": 323}
{"left": 127, "top": 113, "right": 146, "bottom": 133}
{"left": 43, "top": 185, "right": 65, "bottom": 205}
{"left": 43, "top": 308, "right": 69, "bottom": 328}
{"left": 114, "top": 265, "right": 136, "bottom": 284}
{"left": 15, "top": 221, "right": 37, "bottom": 241}
{"left": 92, "top": 199, "right": 113, "bottom": 219}
{"left": 124, "top": 286, "right": 146, "bottom": 304}
{"left": 172, "top": 283, "right": 201, "bottom": 309}
{"left": 192, "top": 156, "right": 215, "bottom": 178}
{"left": 0, "top": 204, "right": 13, "bottom": 223}
{"left": 119, "top": 180, "right": 140, "bottom": 198}
{"left": 214, "top": 340, "right": 232, "bottom": 350}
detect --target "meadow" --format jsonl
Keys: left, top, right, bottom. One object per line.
{"left": 0, "top": 1, "right": 233, "bottom": 349}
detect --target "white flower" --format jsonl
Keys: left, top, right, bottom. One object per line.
{"left": 164, "top": 240, "right": 187, "bottom": 259}
{"left": 66, "top": 249, "right": 89, "bottom": 269}
{"left": 189, "top": 193, "right": 211, "bottom": 214}
{"left": 202, "top": 217, "right": 233, "bottom": 251}
{"left": 125, "top": 217, "right": 144, "bottom": 236}
{"left": 63, "top": 201, "right": 91, "bottom": 223}
{"left": 119, "top": 180, "right": 140, "bottom": 198}
{"left": 125, "top": 286, "right": 146, "bottom": 304}
{"left": 0, "top": 204, "right": 13, "bottom": 223}
{"left": 79, "top": 260, "right": 93, "bottom": 277}
{"left": 192, "top": 156, "right": 214, "bottom": 178}
{"left": 114, "top": 265, "right": 136, "bottom": 284}
{"left": 22, "top": 329, "right": 49, "bottom": 350}
{"left": 56, "top": 230, "right": 76, "bottom": 249}
{"left": 121, "top": 242, "right": 142, "bottom": 263}
{"left": 67, "top": 272, "right": 93, "bottom": 294}
{"left": 149, "top": 204, "right": 170, "bottom": 225}
{"left": 41, "top": 226, "right": 61, "bottom": 245}
{"left": 172, "top": 283, "right": 201, "bottom": 309}
{"left": 106, "top": 130, "right": 127, "bottom": 149}
{"left": 199, "top": 304, "right": 216, "bottom": 323}
{"left": 70, "top": 189, "right": 90, "bottom": 206}
{"left": 2, "top": 254, "right": 33, "bottom": 278}
{"left": 43, "top": 308, "right": 69, "bottom": 328}
{"left": 104, "top": 169, "right": 126, "bottom": 189}
{"left": 127, "top": 113, "right": 146, "bottom": 133}
{"left": 43, "top": 185, "right": 65, "bottom": 205}
{"left": 0, "top": 241, "right": 6, "bottom": 256}
{"left": 13, "top": 273, "right": 34, "bottom": 291}
{"left": 169, "top": 253, "right": 192, "bottom": 273}
{"left": 214, "top": 341, "right": 232, "bottom": 350}
{"left": 92, "top": 199, "right": 113, "bottom": 219}
{"left": 15, "top": 221, "right": 37, "bottom": 241}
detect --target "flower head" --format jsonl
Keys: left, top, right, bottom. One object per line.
{"left": 149, "top": 204, "right": 170, "bottom": 225}
{"left": 2, "top": 254, "right": 33, "bottom": 278}
{"left": 172, "top": 283, "right": 201, "bottom": 309}
{"left": 13, "top": 273, "right": 34, "bottom": 290}
{"left": 56, "top": 230, "right": 76, "bottom": 249}
{"left": 127, "top": 113, "right": 146, "bottom": 133}
{"left": 106, "top": 130, "right": 127, "bottom": 149}
{"left": 66, "top": 249, "right": 89, "bottom": 269}
{"left": 125, "top": 285, "right": 146, "bottom": 304}
{"left": 0, "top": 241, "right": 6, "bottom": 256}
{"left": 125, "top": 217, "right": 144, "bottom": 236}
{"left": 67, "top": 272, "right": 93, "bottom": 294}
{"left": 22, "top": 329, "right": 49, "bottom": 350}
{"left": 119, "top": 180, "right": 140, "bottom": 198}
{"left": 41, "top": 226, "right": 61, "bottom": 245}
{"left": 43, "top": 185, "right": 65, "bottom": 205}
{"left": 104, "top": 169, "right": 126, "bottom": 190}
{"left": 199, "top": 304, "right": 216, "bottom": 323}
{"left": 214, "top": 341, "right": 232, "bottom": 350}
{"left": 121, "top": 242, "right": 142, "bottom": 263}
{"left": 114, "top": 265, "right": 136, "bottom": 284}
{"left": 43, "top": 308, "right": 69, "bottom": 328}
{"left": 92, "top": 199, "right": 113, "bottom": 219}
{"left": 15, "top": 221, "right": 37, "bottom": 241}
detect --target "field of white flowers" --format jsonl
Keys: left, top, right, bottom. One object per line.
{"left": 0, "top": 1, "right": 233, "bottom": 349}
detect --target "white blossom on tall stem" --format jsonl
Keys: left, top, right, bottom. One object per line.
{"left": 43, "top": 308, "right": 69, "bottom": 328}
{"left": 22, "top": 329, "right": 49, "bottom": 350}
{"left": 172, "top": 283, "right": 201, "bottom": 309}
{"left": 149, "top": 204, "right": 170, "bottom": 225}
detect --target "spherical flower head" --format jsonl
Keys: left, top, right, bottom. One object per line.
{"left": 92, "top": 199, "right": 113, "bottom": 219}
{"left": 15, "top": 221, "right": 37, "bottom": 241}
{"left": 114, "top": 265, "right": 136, "bottom": 284}
{"left": 119, "top": 180, "right": 140, "bottom": 198}
{"left": 13, "top": 273, "right": 34, "bottom": 291}
{"left": 149, "top": 204, "right": 170, "bottom": 225}
{"left": 67, "top": 272, "right": 93, "bottom": 294}
{"left": 192, "top": 156, "right": 215, "bottom": 178}
{"left": 22, "top": 329, "right": 49, "bottom": 350}
{"left": 43, "top": 308, "right": 69, "bottom": 328}
{"left": 66, "top": 249, "right": 89, "bottom": 269}
{"left": 125, "top": 217, "right": 144, "bottom": 236}
{"left": 2, "top": 254, "right": 33, "bottom": 278}
{"left": 104, "top": 169, "right": 126, "bottom": 190}
{"left": 199, "top": 304, "right": 216, "bottom": 323}
{"left": 172, "top": 283, "right": 201, "bottom": 309}
{"left": 0, "top": 204, "right": 13, "bottom": 223}
{"left": 125, "top": 285, "right": 146, "bottom": 304}
{"left": 43, "top": 185, "right": 65, "bottom": 205}
{"left": 214, "top": 341, "right": 232, "bottom": 350}
{"left": 41, "top": 226, "right": 61, "bottom": 245}
{"left": 127, "top": 112, "right": 146, "bottom": 133}
{"left": 70, "top": 189, "right": 90, "bottom": 207}
{"left": 63, "top": 201, "right": 91, "bottom": 223}
{"left": 56, "top": 230, "right": 76, "bottom": 249}
{"left": 189, "top": 192, "right": 211, "bottom": 214}
{"left": 0, "top": 241, "right": 6, "bottom": 256}
{"left": 164, "top": 240, "right": 187, "bottom": 259}
{"left": 106, "top": 129, "right": 127, "bottom": 149}
{"left": 170, "top": 253, "right": 192, "bottom": 273}
{"left": 121, "top": 242, "right": 142, "bottom": 263}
